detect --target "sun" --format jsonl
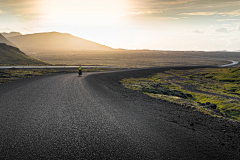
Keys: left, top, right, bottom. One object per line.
{"left": 42, "top": 0, "right": 128, "bottom": 24}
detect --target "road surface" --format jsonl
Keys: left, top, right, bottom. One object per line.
{"left": 191, "top": 56, "right": 239, "bottom": 67}
{"left": 0, "top": 66, "right": 239, "bottom": 159}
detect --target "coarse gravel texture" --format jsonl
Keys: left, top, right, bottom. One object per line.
{"left": 0, "top": 66, "right": 239, "bottom": 159}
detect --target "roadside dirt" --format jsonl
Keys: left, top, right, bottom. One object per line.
{"left": 87, "top": 66, "right": 240, "bottom": 158}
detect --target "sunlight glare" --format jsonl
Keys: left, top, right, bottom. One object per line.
{"left": 43, "top": 0, "right": 127, "bottom": 24}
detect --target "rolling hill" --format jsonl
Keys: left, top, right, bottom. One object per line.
{"left": 1, "top": 32, "right": 22, "bottom": 38}
{"left": 0, "top": 34, "right": 17, "bottom": 47}
{"left": 7, "top": 32, "right": 113, "bottom": 51}
{"left": 0, "top": 43, "right": 49, "bottom": 65}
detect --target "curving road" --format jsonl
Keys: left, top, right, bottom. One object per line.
{"left": 0, "top": 67, "right": 240, "bottom": 159}
{"left": 191, "top": 56, "right": 239, "bottom": 67}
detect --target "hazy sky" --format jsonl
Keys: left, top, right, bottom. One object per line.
{"left": 1, "top": 0, "right": 240, "bottom": 51}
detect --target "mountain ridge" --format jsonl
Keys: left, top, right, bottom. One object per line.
{"left": 1, "top": 32, "right": 22, "bottom": 38}
{"left": 0, "top": 43, "right": 48, "bottom": 65}
{"left": 7, "top": 32, "right": 113, "bottom": 51}
{"left": 0, "top": 34, "right": 17, "bottom": 47}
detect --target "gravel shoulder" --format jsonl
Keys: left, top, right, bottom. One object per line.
{"left": 85, "top": 66, "right": 240, "bottom": 158}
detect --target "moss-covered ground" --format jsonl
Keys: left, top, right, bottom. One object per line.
{"left": 121, "top": 67, "right": 240, "bottom": 122}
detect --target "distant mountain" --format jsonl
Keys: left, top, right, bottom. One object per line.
{"left": 0, "top": 43, "right": 48, "bottom": 65}
{"left": 7, "top": 32, "right": 113, "bottom": 51}
{"left": 0, "top": 34, "right": 16, "bottom": 47}
{"left": 1, "top": 32, "right": 22, "bottom": 38}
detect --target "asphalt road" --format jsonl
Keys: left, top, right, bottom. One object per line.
{"left": 0, "top": 67, "right": 240, "bottom": 159}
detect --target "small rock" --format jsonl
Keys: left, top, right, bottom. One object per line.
{"left": 186, "top": 94, "right": 193, "bottom": 98}
{"left": 210, "top": 104, "right": 217, "bottom": 109}
{"left": 206, "top": 102, "right": 211, "bottom": 105}
{"left": 186, "top": 106, "right": 191, "bottom": 109}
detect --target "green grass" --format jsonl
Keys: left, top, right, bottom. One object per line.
{"left": 0, "top": 68, "right": 123, "bottom": 85}
{"left": 166, "top": 67, "right": 240, "bottom": 98}
{"left": 121, "top": 67, "right": 240, "bottom": 122}
{"left": 0, "top": 69, "right": 76, "bottom": 84}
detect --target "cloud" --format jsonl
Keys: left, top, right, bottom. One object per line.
{"left": 129, "top": 10, "right": 162, "bottom": 15}
{"left": 162, "top": 0, "right": 195, "bottom": 5}
{"left": 121, "top": 10, "right": 162, "bottom": 16}
{"left": 130, "top": 0, "right": 240, "bottom": 15}
{"left": 0, "top": 10, "right": 1, "bottom": 13}
{"left": 226, "top": 38, "right": 240, "bottom": 47}
{"left": 180, "top": 12, "right": 217, "bottom": 16}
{"left": 180, "top": 9, "right": 240, "bottom": 17}
{"left": 192, "top": 29, "right": 204, "bottom": 34}
{"left": 23, "top": 27, "right": 35, "bottom": 32}
{"left": 0, "top": 28, "right": 12, "bottom": 32}
{"left": 238, "top": 26, "right": 240, "bottom": 32}
{"left": 156, "top": 17, "right": 180, "bottom": 20}
{"left": 215, "top": 28, "right": 229, "bottom": 33}
{"left": 214, "top": 27, "right": 236, "bottom": 33}
{"left": 0, "top": 0, "right": 44, "bottom": 6}
{"left": 218, "top": 9, "right": 240, "bottom": 16}
{"left": 0, "top": 0, "right": 46, "bottom": 15}
{"left": 217, "top": 19, "right": 238, "bottom": 21}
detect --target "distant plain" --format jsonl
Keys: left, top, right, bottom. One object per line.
{"left": 22, "top": 48, "right": 240, "bottom": 67}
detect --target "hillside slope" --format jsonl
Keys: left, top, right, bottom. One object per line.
{"left": 7, "top": 32, "right": 113, "bottom": 51}
{"left": 0, "top": 43, "right": 49, "bottom": 65}
{"left": 0, "top": 34, "right": 16, "bottom": 47}
{"left": 1, "top": 32, "right": 22, "bottom": 38}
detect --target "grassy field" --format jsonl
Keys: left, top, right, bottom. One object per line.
{"left": 23, "top": 49, "right": 236, "bottom": 67}
{"left": 0, "top": 68, "right": 120, "bottom": 84}
{"left": 0, "top": 69, "right": 74, "bottom": 84}
{"left": 121, "top": 67, "right": 240, "bottom": 121}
